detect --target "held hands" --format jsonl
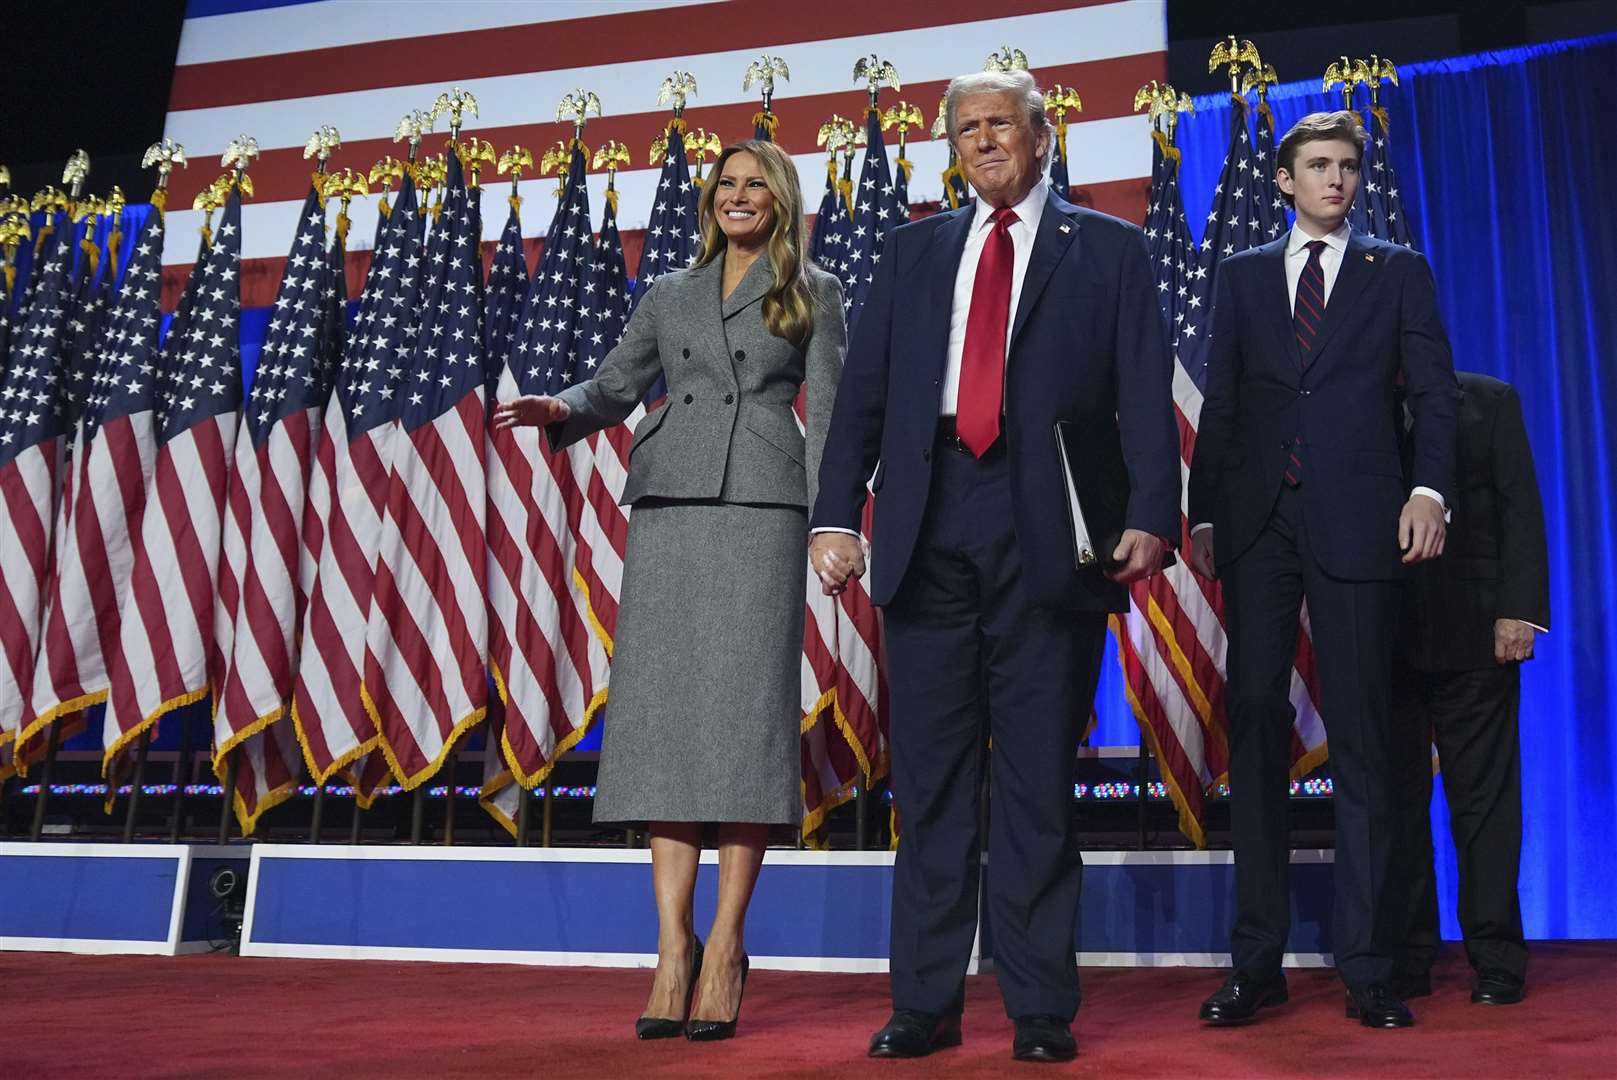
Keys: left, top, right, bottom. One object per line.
{"left": 1108, "top": 529, "right": 1167, "bottom": 584}
{"left": 491, "top": 394, "right": 571, "bottom": 431}
{"left": 1187, "top": 528, "right": 1215, "bottom": 580}
{"left": 1398, "top": 493, "right": 1446, "bottom": 564}
{"left": 1494, "top": 619, "right": 1536, "bottom": 664}
{"left": 809, "top": 533, "right": 867, "bottom": 596}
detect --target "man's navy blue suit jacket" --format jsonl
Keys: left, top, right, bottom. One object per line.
{"left": 811, "top": 190, "right": 1181, "bottom": 613}
{"left": 1187, "top": 230, "right": 1460, "bottom": 581}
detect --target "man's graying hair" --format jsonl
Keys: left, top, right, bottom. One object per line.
{"left": 943, "top": 69, "right": 1055, "bottom": 170}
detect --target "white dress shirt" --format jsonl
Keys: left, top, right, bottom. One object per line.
{"left": 813, "top": 181, "right": 1050, "bottom": 543}
{"left": 941, "top": 178, "right": 1048, "bottom": 415}
{"left": 1191, "top": 221, "right": 1444, "bottom": 535}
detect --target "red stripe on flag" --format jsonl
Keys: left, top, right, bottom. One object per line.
{"left": 168, "top": 0, "right": 1116, "bottom": 110}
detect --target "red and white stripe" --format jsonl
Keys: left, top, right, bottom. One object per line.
{"left": 0, "top": 437, "right": 63, "bottom": 758}
{"left": 104, "top": 412, "right": 239, "bottom": 768}
{"left": 159, "top": 1, "right": 1166, "bottom": 287}
{"left": 215, "top": 407, "right": 319, "bottom": 749}
{"left": 290, "top": 398, "right": 390, "bottom": 784}
{"left": 212, "top": 405, "right": 326, "bottom": 828}
{"left": 485, "top": 369, "right": 611, "bottom": 802}
{"left": 362, "top": 390, "right": 490, "bottom": 785}
{"left": 30, "top": 413, "right": 157, "bottom": 753}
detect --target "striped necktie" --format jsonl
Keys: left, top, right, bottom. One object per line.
{"left": 1286, "top": 239, "right": 1328, "bottom": 487}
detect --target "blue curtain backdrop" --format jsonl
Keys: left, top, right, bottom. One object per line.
{"left": 1172, "top": 34, "right": 1617, "bottom": 939}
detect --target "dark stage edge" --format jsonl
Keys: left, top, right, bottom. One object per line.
{"left": 7, "top": 942, "right": 1612, "bottom": 1078}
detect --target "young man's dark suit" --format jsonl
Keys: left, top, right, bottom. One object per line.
{"left": 1387, "top": 371, "right": 1548, "bottom": 997}
{"left": 814, "top": 189, "right": 1179, "bottom": 1024}
{"left": 1188, "top": 228, "right": 1460, "bottom": 1000}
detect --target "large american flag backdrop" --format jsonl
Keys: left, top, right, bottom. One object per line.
{"left": 10, "top": 0, "right": 1291, "bottom": 840}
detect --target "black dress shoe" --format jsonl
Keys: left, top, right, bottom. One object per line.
{"left": 636, "top": 938, "right": 704, "bottom": 1039}
{"left": 1199, "top": 971, "right": 1289, "bottom": 1025}
{"left": 1471, "top": 970, "right": 1525, "bottom": 1005}
{"left": 1012, "top": 1015, "right": 1076, "bottom": 1063}
{"left": 1391, "top": 970, "right": 1432, "bottom": 999}
{"left": 686, "top": 953, "right": 749, "bottom": 1041}
{"left": 867, "top": 1009, "right": 964, "bottom": 1058}
{"left": 1345, "top": 983, "right": 1416, "bottom": 1028}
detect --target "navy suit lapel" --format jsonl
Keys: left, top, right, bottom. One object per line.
{"left": 1265, "top": 236, "right": 1305, "bottom": 374}
{"left": 1307, "top": 232, "right": 1376, "bottom": 367}
{"left": 1009, "top": 191, "right": 1078, "bottom": 351}
{"left": 917, "top": 207, "right": 974, "bottom": 378}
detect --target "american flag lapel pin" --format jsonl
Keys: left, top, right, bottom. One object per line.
{"left": 1365, "top": 253, "right": 1376, "bottom": 262}
{"left": 1059, "top": 222, "right": 1071, "bottom": 234}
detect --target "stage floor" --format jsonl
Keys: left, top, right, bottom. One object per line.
{"left": 8, "top": 942, "right": 1612, "bottom": 1078}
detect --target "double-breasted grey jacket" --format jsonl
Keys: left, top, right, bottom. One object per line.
{"left": 548, "top": 253, "right": 845, "bottom": 510}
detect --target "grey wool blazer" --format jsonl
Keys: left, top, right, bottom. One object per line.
{"left": 548, "top": 253, "right": 846, "bottom": 510}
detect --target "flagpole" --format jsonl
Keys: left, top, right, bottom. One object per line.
{"left": 441, "top": 743, "right": 458, "bottom": 846}
{"left": 121, "top": 729, "right": 151, "bottom": 841}
{"left": 541, "top": 780, "right": 554, "bottom": 847}
{"left": 168, "top": 714, "right": 192, "bottom": 840}
{"left": 515, "top": 784, "right": 531, "bottom": 847}
{"left": 28, "top": 721, "right": 62, "bottom": 841}
{"left": 309, "top": 781, "right": 326, "bottom": 843}
{"left": 216, "top": 754, "right": 237, "bottom": 844}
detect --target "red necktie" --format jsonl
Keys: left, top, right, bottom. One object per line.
{"left": 956, "top": 207, "right": 1019, "bottom": 457}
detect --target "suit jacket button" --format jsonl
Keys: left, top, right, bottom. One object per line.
{"left": 724, "top": 393, "right": 735, "bottom": 404}
{"left": 734, "top": 349, "right": 746, "bottom": 361}
{"left": 682, "top": 348, "right": 691, "bottom": 358}
{"left": 684, "top": 393, "right": 694, "bottom": 404}
{"left": 922, "top": 448, "right": 931, "bottom": 462}
{"left": 1280, "top": 439, "right": 1292, "bottom": 449}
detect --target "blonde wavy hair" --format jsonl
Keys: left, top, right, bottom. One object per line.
{"left": 693, "top": 139, "right": 813, "bottom": 347}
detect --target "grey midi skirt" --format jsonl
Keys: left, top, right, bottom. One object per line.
{"left": 591, "top": 499, "right": 806, "bottom": 826}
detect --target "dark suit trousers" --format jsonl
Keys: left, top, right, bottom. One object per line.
{"left": 1387, "top": 661, "right": 1527, "bottom": 981}
{"left": 883, "top": 438, "right": 1107, "bottom": 1020}
{"left": 1221, "top": 485, "right": 1398, "bottom": 989}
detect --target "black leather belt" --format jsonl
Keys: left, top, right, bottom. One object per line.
{"left": 936, "top": 416, "right": 1002, "bottom": 455}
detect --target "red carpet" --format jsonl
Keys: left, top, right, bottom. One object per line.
{"left": 8, "top": 943, "right": 1614, "bottom": 1078}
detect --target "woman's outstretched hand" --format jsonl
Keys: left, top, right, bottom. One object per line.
{"left": 492, "top": 395, "right": 570, "bottom": 431}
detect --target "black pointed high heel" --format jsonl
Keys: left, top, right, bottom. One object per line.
{"left": 686, "top": 953, "right": 749, "bottom": 1041}
{"left": 635, "top": 937, "right": 704, "bottom": 1040}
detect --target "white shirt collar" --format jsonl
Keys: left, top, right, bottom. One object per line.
{"left": 1287, "top": 219, "right": 1352, "bottom": 256}
{"left": 971, "top": 177, "right": 1049, "bottom": 233}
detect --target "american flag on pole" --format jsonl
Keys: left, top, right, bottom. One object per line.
{"left": 103, "top": 185, "right": 249, "bottom": 817}
{"left": 0, "top": 210, "right": 77, "bottom": 769}
{"left": 1115, "top": 91, "right": 1328, "bottom": 845}
{"left": 482, "top": 190, "right": 528, "bottom": 397}
{"left": 484, "top": 141, "right": 610, "bottom": 815}
{"left": 212, "top": 180, "right": 336, "bottom": 828}
{"left": 24, "top": 209, "right": 166, "bottom": 767}
{"left": 1362, "top": 99, "right": 1414, "bottom": 247}
{"left": 809, "top": 131, "right": 855, "bottom": 284}
{"left": 291, "top": 174, "right": 423, "bottom": 788}
{"left": 800, "top": 105, "right": 900, "bottom": 842}
{"left": 362, "top": 148, "right": 489, "bottom": 787}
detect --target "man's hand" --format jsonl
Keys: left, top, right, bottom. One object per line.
{"left": 1398, "top": 493, "right": 1446, "bottom": 564}
{"left": 492, "top": 394, "right": 570, "bottom": 431}
{"left": 1494, "top": 619, "right": 1536, "bottom": 664}
{"left": 809, "top": 532, "right": 867, "bottom": 595}
{"left": 1187, "top": 527, "right": 1215, "bottom": 580}
{"left": 1107, "top": 529, "right": 1167, "bottom": 584}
